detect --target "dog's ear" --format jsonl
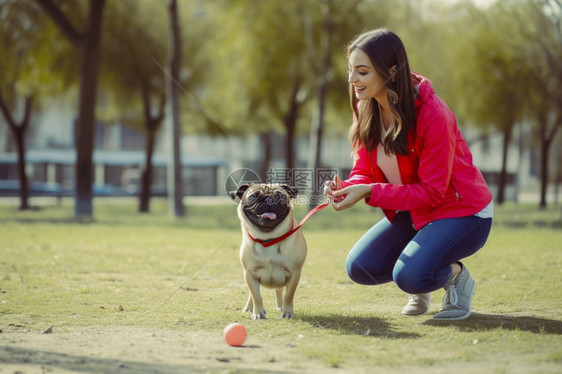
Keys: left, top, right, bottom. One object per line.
{"left": 229, "top": 184, "right": 250, "bottom": 200}
{"left": 280, "top": 185, "right": 298, "bottom": 199}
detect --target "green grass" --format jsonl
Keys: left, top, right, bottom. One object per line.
{"left": 1, "top": 199, "right": 561, "bottom": 373}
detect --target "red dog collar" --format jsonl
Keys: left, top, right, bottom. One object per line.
{"left": 247, "top": 203, "right": 329, "bottom": 248}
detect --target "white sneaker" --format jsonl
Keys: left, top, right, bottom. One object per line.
{"left": 401, "top": 293, "right": 431, "bottom": 316}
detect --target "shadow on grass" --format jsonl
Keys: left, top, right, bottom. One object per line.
{"left": 0, "top": 345, "right": 286, "bottom": 374}
{"left": 424, "top": 313, "right": 562, "bottom": 335}
{"left": 298, "top": 312, "right": 420, "bottom": 339}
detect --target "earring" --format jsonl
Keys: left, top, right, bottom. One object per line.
{"left": 388, "top": 90, "right": 398, "bottom": 104}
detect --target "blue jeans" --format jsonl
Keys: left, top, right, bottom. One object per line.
{"left": 345, "top": 212, "right": 492, "bottom": 294}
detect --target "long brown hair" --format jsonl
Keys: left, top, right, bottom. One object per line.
{"left": 348, "top": 29, "right": 416, "bottom": 155}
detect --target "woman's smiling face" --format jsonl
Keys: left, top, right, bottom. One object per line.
{"left": 348, "top": 48, "right": 387, "bottom": 101}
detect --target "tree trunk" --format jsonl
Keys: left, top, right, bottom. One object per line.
{"left": 285, "top": 114, "right": 296, "bottom": 171}
{"left": 74, "top": 0, "right": 105, "bottom": 219}
{"left": 0, "top": 92, "right": 32, "bottom": 210}
{"left": 139, "top": 123, "right": 156, "bottom": 213}
{"left": 35, "top": 0, "right": 105, "bottom": 219}
{"left": 166, "top": 0, "right": 185, "bottom": 217}
{"left": 307, "top": 0, "right": 332, "bottom": 210}
{"left": 139, "top": 82, "right": 165, "bottom": 213}
{"left": 539, "top": 134, "right": 549, "bottom": 210}
{"left": 259, "top": 132, "right": 273, "bottom": 183}
{"left": 497, "top": 123, "right": 513, "bottom": 204}
{"left": 14, "top": 124, "right": 29, "bottom": 210}
{"left": 285, "top": 80, "right": 303, "bottom": 171}
{"left": 538, "top": 116, "right": 561, "bottom": 210}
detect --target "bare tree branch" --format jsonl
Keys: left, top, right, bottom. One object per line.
{"left": 0, "top": 88, "right": 16, "bottom": 129}
{"left": 34, "top": 0, "right": 82, "bottom": 46}
{"left": 21, "top": 96, "right": 33, "bottom": 131}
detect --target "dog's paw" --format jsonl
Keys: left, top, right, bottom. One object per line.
{"left": 280, "top": 312, "right": 295, "bottom": 319}
{"left": 252, "top": 311, "right": 267, "bottom": 320}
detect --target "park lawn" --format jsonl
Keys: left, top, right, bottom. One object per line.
{"left": 0, "top": 199, "right": 561, "bottom": 373}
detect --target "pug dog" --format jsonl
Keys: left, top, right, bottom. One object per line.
{"left": 229, "top": 183, "right": 306, "bottom": 319}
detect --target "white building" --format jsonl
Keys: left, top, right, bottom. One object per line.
{"left": 0, "top": 100, "right": 554, "bottom": 202}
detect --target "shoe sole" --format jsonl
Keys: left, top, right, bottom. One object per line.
{"left": 432, "top": 281, "right": 476, "bottom": 321}
{"left": 402, "top": 310, "right": 429, "bottom": 317}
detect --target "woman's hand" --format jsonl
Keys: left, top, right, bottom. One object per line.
{"left": 323, "top": 175, "right": 342, "bottom": 202}
{"left": 329, "top": 184, "right": 372, "bottom": 211}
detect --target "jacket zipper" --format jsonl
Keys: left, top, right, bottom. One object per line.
{"left": 451, "top": 182, "right": 462, "bottom": 201}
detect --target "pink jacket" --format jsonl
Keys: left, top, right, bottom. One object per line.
{"left": 341, "top": 73, "right": 493, "bottom": 230}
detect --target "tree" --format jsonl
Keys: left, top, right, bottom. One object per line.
{"left": 0, "top": 2, "right": 34, "bottom": 209}
{"left": 205, "top": 0, "right": 366, "bottom": 185}
{"left": 35, "top": 0, "right": 106, "bottom": 219}
{"left": 412, "top": 1, "right": 528, "bottom": 204}
{"left": 100, "top": 0, "right": 167, "bottom": 213}
{"left": 0, "top": 0, "right": 75, "bottom": 210}
{"left": 306, "top": 0, "right": 333, "bottom": 208}
{"left": 521, "top": 0, "right": 562, "bottom": 209}
{"left": 0, "top": 92, "right": 32, "bottom": 210}
{"left": 471, "top": 4, "right": 529, "bottom": 204}
{"left": 251, "top": 1, "right": 312, "bottom": 171}
{"left": 139, "top": 84, "right": 166, "bottom": 213}
{"left": 206, "top": 0, "right": 314, "bottom": 172}
{"left": 447, "top": 0, "right": 561, "bottom": 208}
{"left": 304, "top": 0, "right": 365, "bottom": 207}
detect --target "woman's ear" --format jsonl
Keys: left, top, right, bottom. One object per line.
{"left": 390, "top": 65, "right": 397, "bottom": 82}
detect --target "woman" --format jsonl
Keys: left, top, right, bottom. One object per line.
{"left": 324, "top": 28, "right": 493, "bottom": 320}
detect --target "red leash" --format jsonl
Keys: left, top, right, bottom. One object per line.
{"left": 247, "top": 203, "right": 329, "bottom": 247}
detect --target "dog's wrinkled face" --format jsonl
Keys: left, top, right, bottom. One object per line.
{"left": 230, "top": 183, "right": 298, "bottom": 232}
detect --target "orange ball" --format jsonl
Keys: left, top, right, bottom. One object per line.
{"left": 223, "top": 323, "right": 247, "bottom": 347}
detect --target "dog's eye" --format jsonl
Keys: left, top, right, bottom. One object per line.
{"left": 247, "top": 193, "right": 260, "bottom": 203}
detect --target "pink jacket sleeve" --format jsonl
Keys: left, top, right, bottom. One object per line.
{"left": 340, "top": 146, "right": 377, "bottom": 189}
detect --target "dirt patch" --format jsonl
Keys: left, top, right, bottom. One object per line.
{"left": 0, "top": 324, "right": 325, "bottom": 374}
{"left": 1, "top": 323, "right": 558, "bottom": 374}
